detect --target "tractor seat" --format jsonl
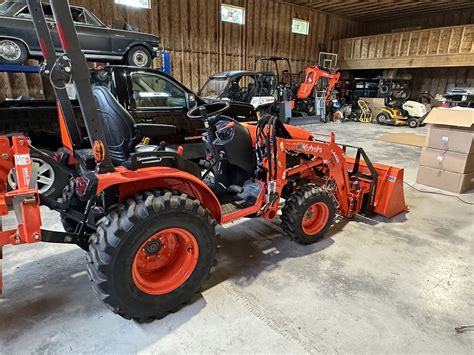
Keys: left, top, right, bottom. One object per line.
{"left": 92, "top": 86, "right": 201, "bottom": 178}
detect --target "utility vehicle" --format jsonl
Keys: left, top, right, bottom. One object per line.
{"left": 0, "top": 0, "right": 407, "bottom": 321}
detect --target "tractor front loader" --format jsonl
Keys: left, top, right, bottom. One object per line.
{"left": 0, "top": 0, "right": 407, "bottom": 321}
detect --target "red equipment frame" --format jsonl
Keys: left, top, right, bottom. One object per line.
{"left": 296, "top": 65, "right": 341, "bottom": 104}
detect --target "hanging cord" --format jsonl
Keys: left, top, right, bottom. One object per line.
{"left": 404, "top": 181, "right": 474, "bottom": 206}
{"left": 49, "top": 56, "right": 73, "bottom": 90}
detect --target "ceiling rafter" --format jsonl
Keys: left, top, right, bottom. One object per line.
{"left": 281, "top": 0, "right": 474, "bottom": 22}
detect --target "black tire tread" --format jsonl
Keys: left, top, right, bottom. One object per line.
{"left": 281, "top": 185, "right": 335, "bottom": 245}
{"left": 87, "top": 190, "right": 216, "bottom": 322}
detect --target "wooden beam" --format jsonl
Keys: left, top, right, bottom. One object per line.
{"left": 338, "top": 52, "right": 474, "bottom": 70}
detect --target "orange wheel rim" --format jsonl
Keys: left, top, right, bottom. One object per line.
{"left": 301, "top": 202, "right": 329, "bottom": 235}
{"left": 132, "top": 228, "right": 199, "bottom": 295}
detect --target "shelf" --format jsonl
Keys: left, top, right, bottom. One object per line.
{"left": 334, "top": 24, "right": 474, "bottom": 70}
{"left": 0, "top": 64, "right": 40, "bottom": 73}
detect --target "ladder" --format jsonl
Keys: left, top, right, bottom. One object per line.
{"left": 358, "top": 99, "right": 372, "bottom": 123}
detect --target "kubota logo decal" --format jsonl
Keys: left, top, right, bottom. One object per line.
{"left": 296, "top": 143, "right": 322, "bottom": 154}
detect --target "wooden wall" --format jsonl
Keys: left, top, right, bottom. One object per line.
{"left": 411, "top": 67, "right": 474, "bottom": 97}
{"left": 0, "top": 0, "right": 367, "bottom": 100}
{"left": 335, "top": 24, "right": 474, "bottom": 70}
{"left": 75, "top": 0, "right": 367, "bottom": 90}
{"left": 364, "top": 9, "right": 474, "bottom": 35}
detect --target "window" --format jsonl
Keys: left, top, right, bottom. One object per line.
{"left": 221, "top": 4, "right": 245, "bottom": 25}
{"left": 0, "top": 1, "right": 16, "bottom": 16}
{"left": 131, "top": 73, "right": 186, "bottom": 108}
{"left": 292, "top": 18, "right": 309, "bottom": 35}
{"left": 115, "top": 0, "right": 151, "bottom": 9}
{"left": 15, "top": 4, "right": 102, "bottom": 26}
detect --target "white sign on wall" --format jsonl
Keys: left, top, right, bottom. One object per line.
{"left": 292, "top": 18, "right": 309, "bottom": 35}
{"left": 221, "top": 4, "right": 245, "bottom": 25}
{"left": 115, "top": 0, "right": 151, "bottom": 9}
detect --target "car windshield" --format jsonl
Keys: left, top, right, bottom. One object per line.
{"left": 199, "top": 77, "right": 230, "bottom": 99}
{"left": 0, "top": 1, "right": 16, "bottom": 15}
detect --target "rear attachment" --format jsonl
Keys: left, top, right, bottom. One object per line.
{"left": 0, "top": 136, "right": 42, "bottom": 294}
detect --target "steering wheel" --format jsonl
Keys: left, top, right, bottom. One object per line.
{"left": 187, "top": 102, "right": 230, "bottom": 121}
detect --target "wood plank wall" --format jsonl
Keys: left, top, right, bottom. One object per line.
{"left": 411, "top": 66, "right": 474, "bottom": 97}
{"left": 351, "top": 8, "right": 474, "bottom": 98}
{"left": 0, "top": 0, "right": 367, "bottom": 100}
{"left": 365, "top": 9, "right": 474, "bottom": 35}
{"left": 335, "top": 24, "right": 474, "bottom": 70}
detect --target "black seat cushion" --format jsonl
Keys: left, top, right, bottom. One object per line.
{"left": 92, "top": 87, "right": 201, "bottom": 178}
{"left": 93, "top": 86, "right": 139, "bottom": 165}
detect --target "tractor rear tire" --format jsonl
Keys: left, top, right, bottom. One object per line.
{"left": 87, "top": 190, "right": 216, "bottom": 322}
{"left": 281, "top": 186, "right": 335, "bottom": 245}
{"left": 376, "top": 112, "right": 390, "bottom": 125}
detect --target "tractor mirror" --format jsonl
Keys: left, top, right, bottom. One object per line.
{"left": 186, "top": 93, "right": 197, "bottom": 110}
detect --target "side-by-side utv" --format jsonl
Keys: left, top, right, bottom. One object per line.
{"left": 0, "top": 0, "right": 407, "bottom": 322}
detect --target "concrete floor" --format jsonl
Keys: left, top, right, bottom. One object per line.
{"left": 1, "top": 122, "right": 473, "bottom": 353}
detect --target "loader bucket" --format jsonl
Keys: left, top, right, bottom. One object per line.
{"left": 346, "top": 157, "right": 407, "bottom": 219}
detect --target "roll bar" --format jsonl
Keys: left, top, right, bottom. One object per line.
{"left": 26, "top": 0, "right": 114, "bottom": 173}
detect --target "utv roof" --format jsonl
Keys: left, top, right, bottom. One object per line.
{"left": 209, "top": 70, "right": 259, "bottom": 79}
{"left": 209, "top": 70, "right": 276, "bottom": 79}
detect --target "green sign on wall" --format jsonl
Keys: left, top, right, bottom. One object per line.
{"left": 292, "top": 18, "right": 309, "bottom": 35}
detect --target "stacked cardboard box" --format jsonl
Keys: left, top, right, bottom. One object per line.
{"left": 416, "top": 107, "right": 474, "bottom": 193}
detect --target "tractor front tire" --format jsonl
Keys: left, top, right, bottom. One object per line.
{"left": 87, "top": 191, "right": 216, "bottom": 322}
{"left": 281, "top": 186, "right": 336, "bottom": 245}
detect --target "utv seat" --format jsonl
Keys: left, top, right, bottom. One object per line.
{"left": 92, "top": 86, "right": 201, "bottom": 178}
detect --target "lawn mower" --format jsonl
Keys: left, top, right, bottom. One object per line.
{"left": 376, "top": 95, "right": 428, "bottom": 128}
{"left": 0, "top": 0, "right": 407, "bottom": 322}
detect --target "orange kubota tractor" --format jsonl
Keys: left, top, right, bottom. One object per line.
{"left": 0, "top": 0, "right": 407, "bottom": 322}
{"left": 293, "top": 65, "right": 341, "bottom": 116}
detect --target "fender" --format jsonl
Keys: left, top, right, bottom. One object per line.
{"left": 122, "top": 42, "right": 155, "bottom": 57}
{"left": 96, "top": 166, "right": 222, "bottom": 223}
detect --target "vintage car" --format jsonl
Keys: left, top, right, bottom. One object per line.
{"left": 0, "top": 1, "right": 160, "bottom": 67}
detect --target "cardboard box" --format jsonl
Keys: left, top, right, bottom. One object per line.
{"left": 417, "top": 166, "right": 474, "bottom": 194}
{"left": 417, "top": 107, "right": 474, "bottom": 193}
{"left": 426, "top": 125, "right": 474, "bottom": 154}
{"left": 422, "top": 107, "right": 474, "bottom": 127}
{"left": 419, "top": 147, "right": 474, "bottom": 174}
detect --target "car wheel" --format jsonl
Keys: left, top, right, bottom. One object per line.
{"left": 0, "top": 39, "right": 28, "bottom": 64}
{"left": 126, "top": 46, "right": 152, "bottom": 68}
{"left": 7, "top": 150, "right": 69, "bottom": 200}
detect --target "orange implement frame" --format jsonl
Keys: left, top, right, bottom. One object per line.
{"left": 0, "top": 136, "right": 42, "bottom": 293}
